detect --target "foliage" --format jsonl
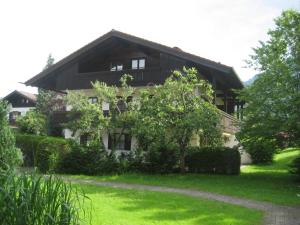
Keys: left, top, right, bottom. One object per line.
{"left": 237, "top": 10, "right": 300, "bottom": 149}
{"left": 290, "top": 154, "right": 300, "bottom": 179}
{"left": 15, "top": 133, "right": 71, "bottom": 173}
{"left": 72, "top": 148, "right": 300, "bottom": 205}
{"left": 66, "top": 74, "right": 137, "bottom": 151}
{"left": 135, "top": 67, "right": 222, "bottom": 173}
{"left": 185, "top": 146, "right": 240, "bottom": 175}
{"left": 58, "top": 142, "right": 119, "bottom": 175}
{"left": 141, "top": 142, "right": 179, "bottom": 174}
{"left": 0, "top": 172, "right": 88, "bottom": 225}
{"left": 17, "top": 110, "right": 47, "bottom": 135}
{"left": 242, "top": 137, "right": 276, "bottom": 164}
{"left": 0, "top": 100, "right": 22, "bottom": 172}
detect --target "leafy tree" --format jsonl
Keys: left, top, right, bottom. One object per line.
{"left": 66, "top": 75, "right": 137, "bottom": 152}
{"left": 0, "top": 100, "right": 22, "bottom": 172}
{"left": 43, "top": 53, "right": 55, "bottom": 70}
{"left": 16, "top": 110, "right": 47, "bottom": 135}
{"left": 237, "top": 10, "right": 300, "bottom": 150}
{"left": 135, "top": 68, "right": 222, "bottom": 173}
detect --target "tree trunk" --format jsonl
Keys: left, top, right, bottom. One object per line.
{"left": 179, "top": 147, "right": 186, "bottom": 174}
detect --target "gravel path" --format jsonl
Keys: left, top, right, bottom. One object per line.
{"left": 63, "top": 177, "right": 300, "bottom": 225}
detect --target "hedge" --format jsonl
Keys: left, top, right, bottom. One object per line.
{"left": 15, "top": 134, "right": 71, "bottom": 173}
{"left": 186, "top": 147, "right": 241, "bottom": 175}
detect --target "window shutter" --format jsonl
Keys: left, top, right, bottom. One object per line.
{"left": 124, "top": 134, "right": 131, "bottom": 150}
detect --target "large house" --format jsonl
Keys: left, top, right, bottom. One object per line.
{"left": 25, "top": 30, "right": 244, "bottom": 154}
{"left": 3, "top": 90, "right": 37, "bottom": 126}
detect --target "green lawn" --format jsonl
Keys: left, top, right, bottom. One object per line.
{"left": 69, "top": 148, "right": 300, "bottom": 206}
{"left": 78, "top": 184, "right": 263, "bottom": 225}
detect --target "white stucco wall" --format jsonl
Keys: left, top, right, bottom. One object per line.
{"left": 8, "top": 106, "right": 35, "bottom": 116}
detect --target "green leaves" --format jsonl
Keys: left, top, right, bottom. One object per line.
{"left": 238, "top": 9, "right": 300, "bottom": 147}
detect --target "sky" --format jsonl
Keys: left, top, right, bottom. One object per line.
{"left": 0, "top": 0, "right": 299, "bottom": 97}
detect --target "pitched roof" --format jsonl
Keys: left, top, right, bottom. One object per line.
{"left": 3, "top": 90, "right": 37, "bottom": 102}
{"left": 25, "top": 29, "right": 243, "bottom": 88}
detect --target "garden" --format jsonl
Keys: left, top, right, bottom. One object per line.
{"left": 0, "top": 9, "right": 300, "bottom": 225}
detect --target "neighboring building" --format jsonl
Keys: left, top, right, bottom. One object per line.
{"left": 24, "top": 30, "right": 244, "bottom": 152}
{"left": 2, "top": 90, "right": 37, "bottom": 125}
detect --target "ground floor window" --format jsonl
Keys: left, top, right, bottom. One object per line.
{"left": 108, "top": 133, "right": 131, "bottom": 150}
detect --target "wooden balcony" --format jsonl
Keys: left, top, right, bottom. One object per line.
{"left": 75, "top": 68, "right": 165, "bottom": 88}
{"left": 219, "top": 110, "right": 240, "bottom": 134}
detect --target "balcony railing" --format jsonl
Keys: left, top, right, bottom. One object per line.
{"left": 218, "top": 110, "right": 240, "bottom": 134}
{"left": 76, "top": 68, "right": 164, "bottom": 86}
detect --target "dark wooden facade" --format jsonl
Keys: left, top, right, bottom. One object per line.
{"left": 25, "top": 30, "right": 244, "bottom": 116}
{"left": 3, "top": 90, "right": 36, "bottom": 108}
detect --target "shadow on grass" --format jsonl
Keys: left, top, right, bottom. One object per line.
{"left": 79, "top": 184, "right": 262, "bottom": 225}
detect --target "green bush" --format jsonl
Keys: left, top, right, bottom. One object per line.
{"left": 16, "top": 110, "right": 47, "bottom": 135}
{"left": 0, "top": 100, "right": 23, "bottom": 172}
{"left": 244, "top": 138, "right": 276, "bottom": 164}
{"left": 0, "top": 171, "right": 87, "bottom": 225}
{"left": 58, "top": 142, "right": 119, "bottom": 175}
{"left": 141, "top": 143, "right": 179, "bottom": 174}
{"left": 185, "top": 147, "right": 241, "bottom": 175}
{"left": 15, "top": 134, "right": 71, "bottom": 173}
{"left": 290, "top": 155, "right": 300, "bottom": 179}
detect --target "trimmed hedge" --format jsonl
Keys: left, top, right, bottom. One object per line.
{"left": 15, "top": 134, "right": 71, "bottom": 173}
{"left": 186, "top": 147, "right": 241, "bottom": 175}
{"left": 290, "top": 155, "right": 300, "bottom": 180}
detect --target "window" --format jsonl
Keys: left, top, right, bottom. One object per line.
{"left": 88, "top": 97, "right": 98, "bottom": 104}
{"left": 131, "top": 58, "right": 145, "bottom": 70}
{"left": 108, "top": 133, "right": 131, "bottom": 150}
{"left": 110, "top": 63, "right": 123, "bottom": 71}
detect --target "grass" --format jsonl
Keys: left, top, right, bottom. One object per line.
{"left": 77, "top": 184, "right": 263, "bottom": 225}
{"left": 68, "top": 148, "right": 300, "bottom": 206}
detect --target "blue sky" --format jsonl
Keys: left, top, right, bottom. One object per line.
{"left": 0, "top": 0, "right": 299, "bottom": 97}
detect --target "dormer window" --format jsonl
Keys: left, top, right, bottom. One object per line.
{"left": 110, "top": 63, "right": 123, "bottom": 71}
{"left": 132, "top": 58, "right": 145, "bottom": 70}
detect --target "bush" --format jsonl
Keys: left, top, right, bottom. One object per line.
{"left": 58, "top": 142, "right": 119, "bottom": 175}
{"left": 141, "top": 143, "right": 179, "bottom": 174}
{"left": 186, "top": 147, "right": 240, "bottom": 175}
{"left": 0, "top": 171, "right": 87, "bottom": 225}
{"left": 290, "top": 155, "right": 300, "bottom": 179}
{"left": 243, "top": 138, "right": 276, "bottom": 164}
{"left": 0, "top": 100, "right": 23, "bottom": 172}
{"left": 16, "top": 110, "right": 47, "bottom": 135}
{"left": 15, "top": 134, "right": 71, "bottom": 173}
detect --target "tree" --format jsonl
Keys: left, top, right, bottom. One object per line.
{"left": 237, "top": 10, "right": 300, "bottom": 149}
{"left": 0, "top": 100, "right": 22, "bottom": 172}
{"left": 66, "top": 74, "right": 137, "bottom": 152}
{"left": 35, "top": 54, "right": 65, "bottom": 135}
{"left": 43, "top": 53, "right": 55, "bottom": 70}
{"left": 16, "top": 110, "right": 47, "bottom": 135}
{"left": 135, "top": 67, "right": 222, "bottom": 173}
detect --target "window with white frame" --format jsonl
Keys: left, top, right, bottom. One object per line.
{"left": 131, "top": 58, "right": 145, "bottom": 70}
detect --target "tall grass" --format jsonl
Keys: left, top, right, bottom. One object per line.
{"left": 0, "top": 172, "right": 89, "bottom": 225}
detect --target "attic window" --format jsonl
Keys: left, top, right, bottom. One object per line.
{"left": 110, "top": 63, "right": 123, "bottom": 71}
{"left": 132, "top": 58, "right": 145, "bottom": 70}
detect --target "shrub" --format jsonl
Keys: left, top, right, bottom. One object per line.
{"left": 141, "top": 143, "right": 179, "bottom": 174}
{"left": 16, "top": 110, "right": 47, "bottom": 135}
{"left": 0, "top": 171, "right": 87, "bottom": 225}
{"left": 15, "top": 134, "right": 71, "bottom": 173}
{"left": 290, "top": 155, "right": 300, "bottom": 179}
{"left": 243, "top": 138, "right": 276, "bottom": 164}
{"left": 58, "top": 142, "right": 119, "bottom": 175}
{"left": 0, "top": 100, "right": 23, "bottom": 172}
{"left": 185, "top": 146, "right": 240, "bottom": 175}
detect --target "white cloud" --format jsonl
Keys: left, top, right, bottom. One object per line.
{"left": 0, "top": 0, "right": 298, "bottom": 97}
